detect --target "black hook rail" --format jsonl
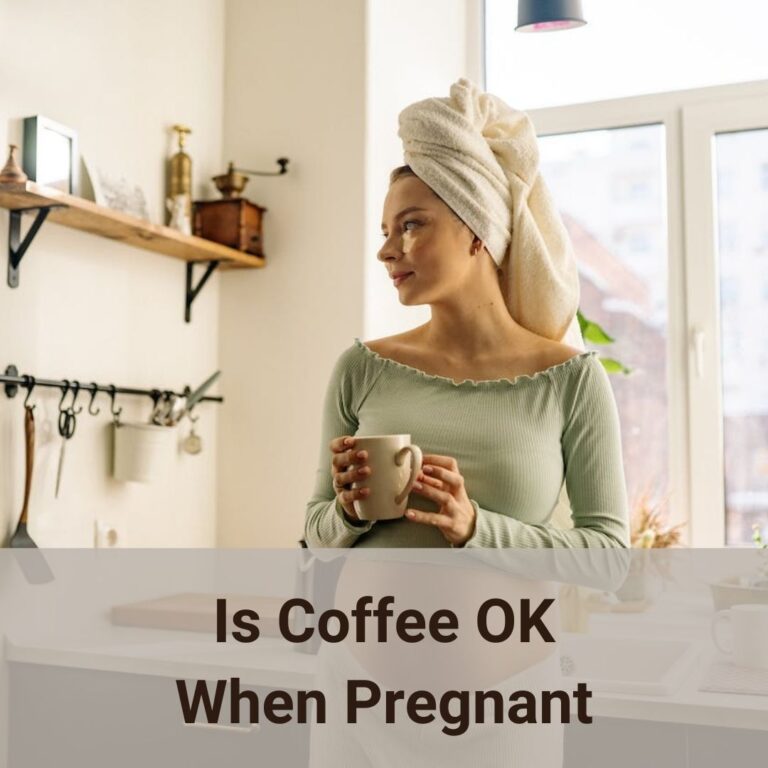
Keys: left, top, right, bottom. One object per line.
{"left": 1, "top": 364, "right": 223, "bottom": 406}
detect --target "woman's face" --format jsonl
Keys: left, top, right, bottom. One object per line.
{"left": 378, "top": 175, "right": 477, "bottom": 304}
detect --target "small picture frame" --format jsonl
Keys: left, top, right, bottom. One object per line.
{"left": 22, "top": 115, "right": 79, "bottom": 194}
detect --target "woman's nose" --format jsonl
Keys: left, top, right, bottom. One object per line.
{"left": 377, "top": 234, "right": 402, "bottom": 262}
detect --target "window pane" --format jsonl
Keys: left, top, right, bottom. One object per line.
{"left": 486, "top": 0, "right": 768, "bottom": 110}
{"left": 537, "top": 125, "right": 669, "bottom": 519}
{"left": 715, "top": 128, "right": 768, "bottom": 545}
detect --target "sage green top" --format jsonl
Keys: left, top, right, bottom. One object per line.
{"left": 304, "top": 338, "right": 629, "bottom": 549}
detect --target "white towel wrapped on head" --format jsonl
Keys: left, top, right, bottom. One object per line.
{"left": 398, "top": 78, "right": 582, "bottom": 346}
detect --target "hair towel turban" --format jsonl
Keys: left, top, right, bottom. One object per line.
{"left": 398, "top": 78, "right": 583, "bottom": 348}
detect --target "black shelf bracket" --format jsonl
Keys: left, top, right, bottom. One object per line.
{"left": 7, "top": 205, "right": 64, "bottom": 288}
{"left": 185, "top": 260, "right": 220, "bottom": 323}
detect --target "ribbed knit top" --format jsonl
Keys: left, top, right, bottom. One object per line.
{"left": 304, "top": 338, "right": 630, "bottom": 549}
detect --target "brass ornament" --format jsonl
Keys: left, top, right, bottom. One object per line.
{"left": 0, "top": 144, "right": 28, "bottom": 183}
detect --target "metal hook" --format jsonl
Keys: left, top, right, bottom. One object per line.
{"left": 87, "top": 383, "right": 101, "bottom": 416}
{"left": 22, "top": 375, "right": 36, "bottom": 410}
{"left": 108, "top": 385, "right": 123, "bottom": 423}
{"left": 58, "top": 380, "right": 71, "bottom": 413}
{"left": 69, "top": 381, "right": 84, "bottom": 414}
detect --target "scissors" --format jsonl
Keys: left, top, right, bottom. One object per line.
{"left": 58, "top": 406, "right": 77, "bottom": 440}
{"left": 55, "top": 381, "right": 79, "bottom": 498}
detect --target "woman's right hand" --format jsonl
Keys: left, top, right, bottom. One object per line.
{"left": 329, "top": 436, "right": 371, "bottom": 522}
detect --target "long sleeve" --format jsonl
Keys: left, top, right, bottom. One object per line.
{"left": 463, "top": 356, "right": 630, "bottom": 549}
{"left": 304, "top": 346, "right": 381, "bottom": 547}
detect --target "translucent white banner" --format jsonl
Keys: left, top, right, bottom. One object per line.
{"left": 1, "top": 549, "right": 766, "bottom": 767}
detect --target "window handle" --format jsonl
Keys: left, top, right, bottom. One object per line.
{"left": 691, "top": 328, "right": 705, "bottom": 378}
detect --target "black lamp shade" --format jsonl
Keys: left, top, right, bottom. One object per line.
{"left": 516, "top": 0, "right": 587, "bottom": 33}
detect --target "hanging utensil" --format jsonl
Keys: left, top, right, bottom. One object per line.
{"left": 181, "top": 412, "right": 203, "bottom": 455}
{"left": 149, "top": 391, "right": 177, "bottom": 427}
{"left": 9, "top": 402, "right": 54, "bottom": 584}
{"left": 149, "top": 370, "right": 220, "bottom": 427}
{"left": 177, "top": 370, "right": 220, "bottom": 422}
{"left": 10, "top": 406, "right": 38, "bottom": 548}
{"left": 55, "top": 409, "right": 76, "bottom": 498}
{"left": 55, "top": 381, "right": 78, "bottom": 499}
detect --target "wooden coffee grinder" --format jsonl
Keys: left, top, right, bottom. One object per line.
{"left": 193, "top": 158, "right": 289, "bottom": 259}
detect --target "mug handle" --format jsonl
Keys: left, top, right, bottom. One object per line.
{"left": 711, "top": 609, "right": 733, "bottom": 654}
{"left": 394, "top": 445, "right": 423, "bottom": 505}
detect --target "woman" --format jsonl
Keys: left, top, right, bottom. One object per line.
{"left": 304, "top": 81, "right": 629, "bottom": 550}
{"left": 304, "top": 80, "right": 629, "bottom": 766}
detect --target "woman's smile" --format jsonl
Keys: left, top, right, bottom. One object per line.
{"left": 393, "top": 272, "right": 414, "bottom": 287}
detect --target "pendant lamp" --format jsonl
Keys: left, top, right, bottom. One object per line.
{"left": 516, "top": 0, "right": 587, "bottom": 33}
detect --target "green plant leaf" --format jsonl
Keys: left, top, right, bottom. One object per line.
{"left": 577, "top": 308, "right": 631, "bottom": 376}
{"left": 584, "top": 321, "right": 615, "bottom": 345}
{"left": 599, "top": 357, "right": 631, "bottom": 375}
{"left": 577, "top": 309, "right": 615, "bottom": 345}
{"left": 576, "top": 308, "right": 589, "bottom": 334}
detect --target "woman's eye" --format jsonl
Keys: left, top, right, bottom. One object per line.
{"left": 380, "top": 220, "right": 421, "bottom": 238}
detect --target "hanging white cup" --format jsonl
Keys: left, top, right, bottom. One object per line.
{"left": 112, "top": 422, "right": 176, "bottom": 483}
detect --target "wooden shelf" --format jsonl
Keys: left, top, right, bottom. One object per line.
{"left": 0, "top": 180, "right": 265, "bottom": 270}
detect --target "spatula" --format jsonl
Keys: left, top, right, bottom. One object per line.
{"left": 9, "top": 406, "right": 54, "bottom": 583}
{"left": 10, "top": 405, "right": 37, "bottom": 548}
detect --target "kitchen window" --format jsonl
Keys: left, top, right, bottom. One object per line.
{"left": 535, "top": 125, "right": 669, "bottom": 530}
{"left": 486, "top": 2, "right": 768, "bottom": 546}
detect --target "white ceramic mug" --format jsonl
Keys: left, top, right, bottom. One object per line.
{"left": 711, "top": 603, "right": 768, "bottom": 670}
{"left": 112, "top": 422, "right": 176, "bottom": 483}
{"left": 349, "top": 435, "right": 423, "bottom": 521}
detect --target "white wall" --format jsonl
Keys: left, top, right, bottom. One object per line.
{"left": 0, "top": 0, "right": 483, "bottom": 548}
{"left": 217, "top": 0, "right": 367, "bottom": 546}
{"left": 0, "top": 0, "right": 225, "bottom": 546}
{"left": 364, "top": 0, "right": 485, "bottom": 340}
{"left": 217, "top": 0, "right": 482, "bottom": 546}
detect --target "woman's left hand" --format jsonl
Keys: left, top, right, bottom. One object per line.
{"left": 405, "top": 454, "right": 476, "bottom": 547}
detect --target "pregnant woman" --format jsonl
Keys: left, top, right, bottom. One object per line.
{"left": 304, "top": 79, "right": 631, "bottom": 768}
{"left": 304, "top": 78, "right": 630, "bottom": 551}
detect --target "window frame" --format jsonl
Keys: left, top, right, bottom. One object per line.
{"left": 681, "top": 93, "right": 768, "bottom": 545}
{"left": 505, "top": 80, "right": 768, "bottom": 546}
